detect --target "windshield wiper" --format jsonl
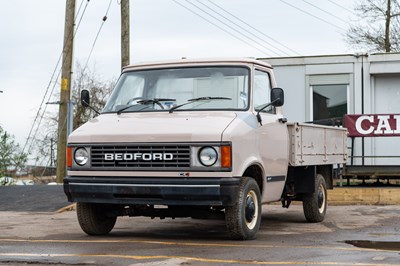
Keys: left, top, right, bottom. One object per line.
{"left": 117, "top": 98, "right": 176, "bottom": 115}
{"left": 169, "top": 96, "right": 232, "bottom": 113}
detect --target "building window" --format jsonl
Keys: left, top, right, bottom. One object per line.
{"left": 311, "top": 84, "right": 348, "bottom": 125}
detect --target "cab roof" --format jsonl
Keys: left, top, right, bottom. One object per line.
{"left": 122, "top": 58, "right": 272, "bottom": 72}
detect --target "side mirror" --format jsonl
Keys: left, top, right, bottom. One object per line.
{"left": 271, "top": 88, "right": 284, "bottom": 107}
{"left": 81, "top": 89, "right": 90, "bottom": 107}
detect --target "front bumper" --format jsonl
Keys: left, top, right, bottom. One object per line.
{"left": 64, "top": 176, "right": 240, "bottom": 206}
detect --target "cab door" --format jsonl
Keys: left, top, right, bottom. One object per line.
{"left": 253, "top": 69, "right": 289, "bottom": 202}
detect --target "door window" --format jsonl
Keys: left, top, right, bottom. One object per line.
{"left": 254, "top": 70, "right": 274, "bottom": 114}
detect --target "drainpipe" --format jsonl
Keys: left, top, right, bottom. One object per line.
{"left": 361, "top": 54, "right": 365, "bottom": 166}
{"left": 354, "top": 53, "right": 368, "bottom": 166}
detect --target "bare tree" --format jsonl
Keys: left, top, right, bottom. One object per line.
{"left": 32, "top": 63, "right": 115, "bottom": 171}
{"left": 72, "top": 63, "right": 115, "bottom": 129}
{"left": 345, "top": 0, "right": 400, "bottom": 52}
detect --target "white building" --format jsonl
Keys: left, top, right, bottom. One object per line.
{"left": 261, "top": 53, "right": 400, "bottom": 167}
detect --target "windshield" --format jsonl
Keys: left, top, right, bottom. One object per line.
{"left": 102, "top": 66, "right": 249, "bottom": 113}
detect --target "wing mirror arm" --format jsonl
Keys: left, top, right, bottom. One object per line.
{"left": 256, "top": 88, "right": 285, "bottom": 126}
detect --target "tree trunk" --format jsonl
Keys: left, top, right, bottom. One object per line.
{"left": 385, "top": 0, "right": 391, "bottom": 52}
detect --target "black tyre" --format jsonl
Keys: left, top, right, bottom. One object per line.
{"left": 76, "top": 202, "right": 117, "bottom": 235}
{"left": 225, "top": 177, "right": 261, "bottom": 240}
{"left": 302, "top": 174, "right": 327, "bottom": 223}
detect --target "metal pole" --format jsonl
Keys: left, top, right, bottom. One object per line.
{"left": 351, "top": 137, "right": 355, "bottom": 165}
{"left": 361, "top": 54, "right": 365, "bottom": 166}
{"left": 56, "top": 0, "right": 75, "bottom": 183}
{"left": 67, "top": 101, "right": 74, "bottom": 136}
{"left": 50, "top": 138, "right": 54, "bottom": 167}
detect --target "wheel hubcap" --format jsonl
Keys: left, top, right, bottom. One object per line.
{"left": 317, "top": 183, "right": 326, "bottom": 213}
{"left": 244, "top": 190, "right": 258, "bottom": 230}
{"left": 245, "top": 195, "right": 256, "bottom": 223}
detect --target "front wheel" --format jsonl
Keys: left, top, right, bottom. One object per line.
{"left": 76, "top": 202, "right": 117, "bottom": 235}
{"left": 302, "top": 174, "right": 327, "bottom": 222}
{"left": 225, "top": 177, "right": 261, "bottom": 240}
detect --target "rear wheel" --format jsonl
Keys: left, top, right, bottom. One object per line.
{"left": 225, "top": 177, "right": 261, "bottom": 240}
{"left": 76, "top": 202, "right": 117, "bottom": 235}
{"left": 302, "top": 174, "right": 327, "bottom": 222}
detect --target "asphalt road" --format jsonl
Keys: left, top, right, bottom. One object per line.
{"left": 0, "top": 185, "right": 69, "bottom": 212}
{"left": 0, "top": 203, "right": 400, "bottom": 266}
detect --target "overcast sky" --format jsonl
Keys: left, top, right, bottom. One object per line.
{"left": 0, "top": 0, "right": 357, "bottom": 161}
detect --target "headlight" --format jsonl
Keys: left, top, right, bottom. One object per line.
{"left": 74, "top": 148, "right": 89, "bottom": 166}
{"left": 198, "top": 147, "right": 218, "bottom": 166}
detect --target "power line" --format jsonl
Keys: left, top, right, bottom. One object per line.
{"left": 301, "top": 0, "right": 350, "bottom": 24}
{"left": 326, "top": 0, "right": 357, "bottom": 16}
{"left": 171, "top": 0, "right": 273, "bottom": 56}
{"left": 194, "top": 0, "right": 290, "bottom": 56}
{"left": 49, "top": 0, "right": 113, "bottom": 170}
{"left": 23, "top": 0, "right": 88, "bottom": 156}
{"left": 83, "top": 0, "right": 113, "bottom": 71}
{"left": 182, "top": 0, "right": 281, "bottom": 56}
{"left": 75, "top": 0, "right": 86, "bottom": 21}
{"left": 23, "top": 0, "right": 90, "bottom": 158}
{"left": 205, "top": 0, "right": 300, "bottom": 56}
{"left": 279, "top": 0, "right": 347, "bottom": 32}
{"left": 26, "top": 0, "right": 91, "bottom": 158}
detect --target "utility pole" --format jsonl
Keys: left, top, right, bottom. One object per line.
{"left": 121, "top": 0, "right": 130, "bottom": 69}
{"left": 56, "top": 0, "right": 75, "bottom": 183}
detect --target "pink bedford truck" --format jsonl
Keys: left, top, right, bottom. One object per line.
{"left": 64, "top": 58, "right": 347, "bottom": 240}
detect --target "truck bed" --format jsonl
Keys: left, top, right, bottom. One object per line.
{"left": 287, "top": 123, "right": 348, "bottom": 166}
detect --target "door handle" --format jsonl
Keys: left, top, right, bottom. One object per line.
{"left": 278, "top": 117, "right": 287, "bottom": 123}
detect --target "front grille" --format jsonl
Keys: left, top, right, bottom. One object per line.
{"left": 90, "top": 145, "right": 191, "bottom": 169}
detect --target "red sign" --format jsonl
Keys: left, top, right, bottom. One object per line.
{"left": 344, "top": 114, "right": 400, "bottom": 137}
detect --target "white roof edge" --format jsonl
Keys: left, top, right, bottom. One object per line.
{"left": 260, "top": 52, "right": 400, "bottom": 65}
{"left": 123, "top": 57, "right": 272, "bottom": 71}
{"left": 260, "top": 52, "right": 400, "bottom": 60}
